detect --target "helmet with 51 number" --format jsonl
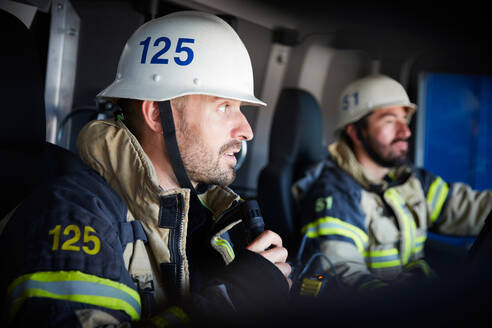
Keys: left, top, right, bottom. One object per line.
{"left": 98, "top": 11, "right": 265, "bottom": 107}
{"left": 334, "top": 74, "right": 417, "bottom": 135}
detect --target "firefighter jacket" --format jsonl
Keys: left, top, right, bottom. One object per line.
{"left": 0, "top": 119, "right": 289, "bottom": 327}
{"left": 294, "top": 140, "right": 492, "bottom": 291}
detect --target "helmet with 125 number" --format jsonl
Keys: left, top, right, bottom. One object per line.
{"left": 97, "top": 11, "right": 265, "bottom": 107}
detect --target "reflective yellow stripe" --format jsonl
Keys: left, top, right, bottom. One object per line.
{"left": 368, "top": 260, "right": 402, "bottom": 269}
{"left": 384, "top": 189, "right": 416, "bottom": 266}
{"left": 364, "top": 248, "right": 398, "bottom": 257}
{"left": 406, "top": 260, "right": 432, "bottom": 277}
{"left": 311, "top": 227, "right": 365, "bottom": 253}
{"left": 411, "top": 219, "right": 417, "bottom": 246}
{"left": 7, "top": 271, "right": 140, "bottom": 320}
{"left": 151, "top": 306, "right": 190, "bottom": 327}
{"left": 427, "top": 177, "right": 450, "bottom": 223}
{"left": 302, "top": 217, "right": 368, "bottom": 253}
{"left": 413, "top": 235, "right": 426, "bottom": 254}
{"left": 151, "top": 315, "right": 169, "bottom": 328}
{"left": 168, "top": 306, "right": 189, "bottom": 323}
{"left": 359, "top": 279, "right": 388, "bottom": 291}
{"left": 364, "top": 248, "right": 401, "bottom": 269}
{"left": 213, "top": 237, "right": 235, "bottom": 260}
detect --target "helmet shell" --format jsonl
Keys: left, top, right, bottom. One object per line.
{"left": 98, "top": 11, "right": 265, "bottom": 106}
{"left": 335, "top": 74, "right": 416, "bottom": 135}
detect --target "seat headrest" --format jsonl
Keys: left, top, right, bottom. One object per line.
{"left": 0, "top": 9, "right": 45, "bottom": 149}
{"left": 269, "top": 88, "right": 326, "bottom": 168}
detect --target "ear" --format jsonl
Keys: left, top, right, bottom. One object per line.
{"left": 141, "top": 100, "right": 163, "bottom": 134}
{"left": 345, "top": 124, "right": 362, "bottom": 146}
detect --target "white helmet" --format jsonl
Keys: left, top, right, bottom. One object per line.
{"left": 97, "top": 11, "right": 265, "bottom": 106}
{"left": 334, "top": 74, "right": 417, "bottom": 135}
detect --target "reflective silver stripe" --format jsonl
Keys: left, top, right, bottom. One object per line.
{"left": 213, "top": 237, "right": 235, "bottom": 260}
{"left": 413, "top": 235, "right": 427, "bottom": 254}
{"left": 364, "top": 249, "right": 401, "bottom": 269}
{"left": 7, "top": 271, "right": 140, "bottom": 320}
{"left": 427, "top": 177, "right": 450, "bottom": 222}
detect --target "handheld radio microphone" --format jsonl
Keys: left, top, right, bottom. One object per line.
{"left": 240, "top": 199, "right": 265, "bottom": 244}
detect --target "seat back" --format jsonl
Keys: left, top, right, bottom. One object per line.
{"left": 0, "top": 9, "right": 86, "bottom": 219}
{"left": 257, "top": 88, "right": 327, "bottom": 252}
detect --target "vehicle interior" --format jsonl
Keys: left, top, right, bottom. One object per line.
{"left": 1, "top": 0, "right": 491, "bottom": 325}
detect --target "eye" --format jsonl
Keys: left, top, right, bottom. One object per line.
{"left": 384, "top": 117, "right": 396, "bottom": 124}
{"left": 218, "top": 104, "right": 229, "bottom": 113}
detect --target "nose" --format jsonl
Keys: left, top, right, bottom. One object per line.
{"left": 231, "top": 110, "right": 254, "bottom": 141}
{"left": 397, "top": 120, "right": 411, "bottom": 139}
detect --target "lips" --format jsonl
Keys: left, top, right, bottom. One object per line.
{"left": 225, "top": 148, "right": 241, "bottom": 156}
{"left": 222, "top": 147, "right": 240, "bottom": 166}
{"left": 224, "top": 148, "right": 240, "bottom": 158}
{"left": 220, "top": 141, "right": 242, "bottom": 164}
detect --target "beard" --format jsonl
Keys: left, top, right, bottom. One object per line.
{"left": 364, "top": 134, "right": 409, "bottom": 168}
{"left": 176, "top": 118, "right": 240, "bottom": 187}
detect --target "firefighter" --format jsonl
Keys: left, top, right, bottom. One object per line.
{"left": 0, "top": 11, "right": 290, "bottom": 327}
{"left": 294, "top": 74, "right": 492, "bottom": 292}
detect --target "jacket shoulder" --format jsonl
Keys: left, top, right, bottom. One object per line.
{"left": 411, "top": 166, "right": 441, "bottom": 194}
{"left": 300, "top": 157, "right": 366, "bottom": 232}
{"left": 1, "top": 168, "right": 130, "bottom": 283}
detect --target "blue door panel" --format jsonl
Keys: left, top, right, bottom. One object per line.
{"left": 423, "top": 73, "right": 492, "bottom": 190}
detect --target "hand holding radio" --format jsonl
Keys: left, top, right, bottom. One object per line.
{"left": 246, "top": 229, "right": 292, "bottom": 289}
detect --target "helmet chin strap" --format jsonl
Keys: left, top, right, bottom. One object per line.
{"left": 157, "top": 100, "right": 214, "bottom": 218}
{"left": 158, "top": 100, "right": 210, "bottom": 235}
{"left": 158, "top": 100, "right": 197, "bottom": 193}
{"left": 354, "top": 121, "right": 397, "bottom": 169}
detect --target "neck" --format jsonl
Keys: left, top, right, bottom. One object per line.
{"left": 353, "top": 146, "right": 389, "bottom": 183}
{"left": 141, "top": 134, "right": 181, "bottom": 190}
{"left": 153, "top": 157, "right": 181, "bottom": 190}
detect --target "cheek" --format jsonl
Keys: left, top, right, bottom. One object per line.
{"left": 371, "top": 126, "right": 395, "bottom": 145}
{"left": 200, "top": 111, "right": 234, "bottom": 148}
{"left": 210, "top": 117, "right": 233, "bottom": 140}
{"left": 201, "top": 125, "right": 228, "bottom": 149}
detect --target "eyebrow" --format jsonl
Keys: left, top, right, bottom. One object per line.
{"left": 213, "top": 97, "right": 230, "bottom": 104}
{"left": 377, "top": 113, "right": 396, "bottom": 119}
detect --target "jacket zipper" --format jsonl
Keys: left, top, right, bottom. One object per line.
{"left": 165, "top": 194, "right": 184, "bottom": 300}
{"left": 176, "top": 205, "right": 184, "bottom": 297}
{"left": 175, "top": 195, "right": 185, "bottom": 298}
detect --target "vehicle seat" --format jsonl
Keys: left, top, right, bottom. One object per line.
{"left": 257, "top": 88, "right": 328, "bottom": 252}
{"left": 0, "top": 9, "right": 86, "bottom": 219}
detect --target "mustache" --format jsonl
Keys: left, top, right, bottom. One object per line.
{"left": 219, "top": 140, "right": 242, "bottom": 154}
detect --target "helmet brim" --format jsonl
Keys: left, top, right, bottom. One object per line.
{"left": 97, "top": 80, "right": 266, "bottom": 107}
